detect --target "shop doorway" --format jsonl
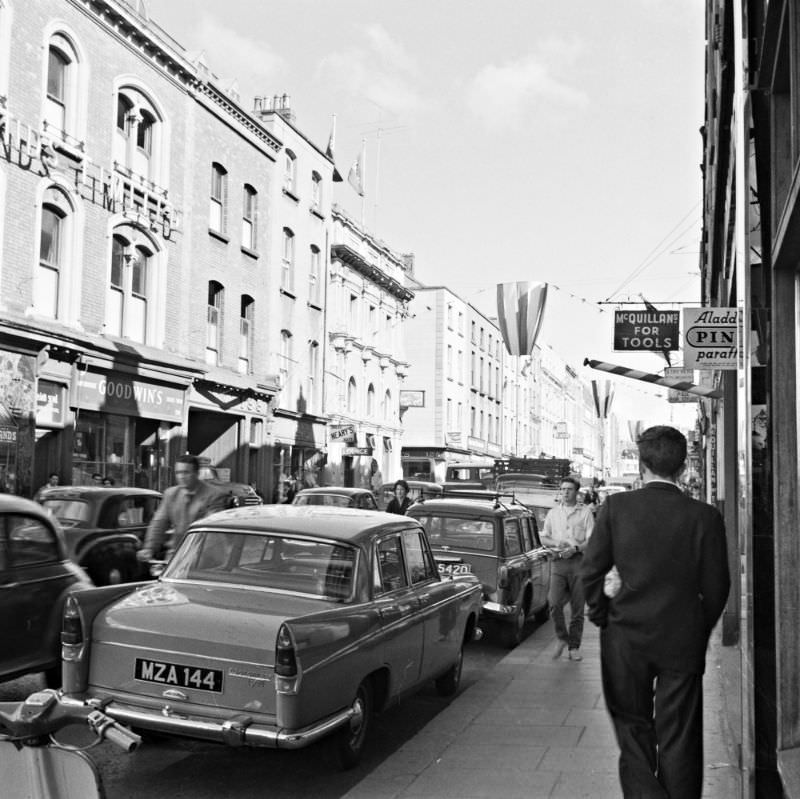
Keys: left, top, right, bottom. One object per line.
{"left": 188, "top": 410, "right": 242, "bottom": 477}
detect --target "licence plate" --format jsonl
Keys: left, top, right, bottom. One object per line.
{"left": 438, "top": 563, "right": 471, "bottom": 575}
{"left": 134, "top": 658, "right": 223, "bottom": 693}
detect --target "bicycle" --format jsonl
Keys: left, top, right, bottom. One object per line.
{"left": 0, "top": 688, "right": 141, "bottom": 799}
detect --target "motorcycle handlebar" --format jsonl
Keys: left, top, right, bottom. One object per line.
{"left": 0, "top": 689, "right": 140, "bottom": 753}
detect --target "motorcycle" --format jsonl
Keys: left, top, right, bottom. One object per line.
{"left": 0, "top": 688, "right": 140, "bottom": 799}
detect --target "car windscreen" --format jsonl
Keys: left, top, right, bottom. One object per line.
{"left": 293, "top": 493, "right": 352, "bottom": 507}
{"left": 40, "top": 499, "right": 92, "bottom": 525}
{"left": 414, "top": 515, "right": 495, "bottom": 552}
{"left": 164, "top": 531, "right": 357, "bottom": 600}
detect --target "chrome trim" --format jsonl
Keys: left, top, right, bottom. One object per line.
{"left": 482, "top": 600, "right": 517, "bottom": 615}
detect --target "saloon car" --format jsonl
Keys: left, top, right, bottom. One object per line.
{"left": 38, "top": 486, "right": 162, "bottom": 585}
{"left": 292, "top": 487, "right": 378, "bottom": 510}
{"left": 60, "top": 505, "right": 483, "bottom": 768}
{"left": 0, "top": 495, "right": 92, "bottom": 685}
{"left": 198, "top": 463, "right": 262, "bottom": 508}
{"left": 407, "top": 494, "right": 551, "bottom": 648}
{"left": 376, "top": 481, "right": 443, "bottom": 511}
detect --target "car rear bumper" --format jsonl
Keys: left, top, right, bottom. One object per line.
{"left": 481, "top": 600, "right": 518, "bottom": 617}
{"left": 60, "top": 695, "right": 359, "bottom": 749}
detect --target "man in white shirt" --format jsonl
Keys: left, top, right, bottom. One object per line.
{"left": 542, "top": 476, "right": 595, "bottom": 660}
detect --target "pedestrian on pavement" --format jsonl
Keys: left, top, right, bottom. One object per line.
{"left": 137, "top": 454, "right": 229, "bottom": 562}
{"left": 385, "top": 479, "right": 412, "bottom": 515}
{"left": 34, "top": 472, "right": 60, "bottom": 501}
{"left": 580, "top": 425, "right": 730, "bottom": 799}
{"left": 541, "top": 475, "right": 594, "bottom": 661}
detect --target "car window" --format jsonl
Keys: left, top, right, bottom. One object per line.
{"left": 374, "top": 535, "right": 408, "bottom": 594}
{"left": 503, "top": 518, "right": 523, "bottom": 556}
{"left": 416, "top": 515, "right": 495, "bottom": 552}
{"left": 521, "top": 518, "right": 534, "bottom": 551}
{"left": 294, "top": 494, "right": 350, "bottom": 507}
{"left": 166, "top": 531, "right": 356, "bottom": 600}
{"left": 116, "top": 496, "right": 158, "bottom": 527}
{"left": 360, "top": 494, "right": 377, "bottom": 510}
{"left": 402, "top": 529, "right": 437, "bottom": 584}
{"left": 40, "top": 498, "right": 91, "bottom": 525}
{"left": 7, "top": 516, "right": 59, "bottom": 567}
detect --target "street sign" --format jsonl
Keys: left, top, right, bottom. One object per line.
{"left": 682, "top": 308, "right": 740, "bottom": 369}
{"left": 614, "top": 310, "right": 679, "bottom": 352}
{"left": 330, "top": 424, "right": 356, "bottom": 442}
{"left": 664, "top": 367, "right": 697, "bottom": 403}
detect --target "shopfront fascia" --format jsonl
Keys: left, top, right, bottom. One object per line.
{"left": 271, "top": 408, "right": 328, "bottom": 501}
{"left": 188, "top": 374, "right": 277, "bottom": 502}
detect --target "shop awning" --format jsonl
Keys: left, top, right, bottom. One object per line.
{"left": 583, "top": 358, "right": 723, "bottom": 400}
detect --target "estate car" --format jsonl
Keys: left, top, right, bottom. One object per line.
{"left": 292, "top": 487, "right": 378, "bottom": 510}
{"left": 407, "top": 494, "right": 551, "bottom": 648}
{"left": 60, "top": 505, "right": 482, "bottom": 768}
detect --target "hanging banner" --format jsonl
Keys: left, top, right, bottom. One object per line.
{"left": 496, "top": 282, "right": 548, "bottom": 356}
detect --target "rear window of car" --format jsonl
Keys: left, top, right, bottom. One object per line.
{"left": 165, "top": 531, "right": 357, "bottom": 600}
{"left": 7, "top": 515, "right": 59, "bottom": 566}
{"left": 294, "top": 493, "right": 352, "bottom": 507}
{"left": 40, "top": 499, "right": 92, "bottom": 525}
{"left": 414, "top": 514, "right": 495, "bottom": 552}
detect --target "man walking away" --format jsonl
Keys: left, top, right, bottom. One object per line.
{"left": 542, "top": 476, "right": 594, "bottom": 661}
{"left": 137, "top": 454, "right": 228, "bottom": 562}
{"left": 581, "top": 425, "right": 730, "bottom": 798}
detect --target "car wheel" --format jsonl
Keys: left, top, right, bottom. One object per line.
{"left": 335, "top": 679, "right": 373, "bottom": 770}
{"left": 89, "top": 552, "right": 135, "bottom": 586}
{"left": 435, "top": 638, "right": 464, "bottom": 697}
{"left": 501, "top": 603, "right": 526, "bottom": 649}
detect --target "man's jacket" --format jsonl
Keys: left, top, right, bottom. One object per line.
{"left": 580, "top": 481, "right": 730, "bottom": 673}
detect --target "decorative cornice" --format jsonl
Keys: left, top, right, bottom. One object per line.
{"left": 330, "top": 244, "right": 414, "bottom": 303}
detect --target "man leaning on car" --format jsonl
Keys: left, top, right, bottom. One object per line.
{"left": 137, "top": 454, "right": 229, "bottom": 562}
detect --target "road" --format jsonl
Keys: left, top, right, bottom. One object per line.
{"left": 1, "top": 619, "right": 547, "bottom": 799}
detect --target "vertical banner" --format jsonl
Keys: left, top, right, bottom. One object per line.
{"left": 496, "top": 282, "right": 548, "bottom": 356}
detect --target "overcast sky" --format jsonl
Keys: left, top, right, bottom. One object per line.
{"left": 145, "top": 0, "right": 704, "bottom": 429}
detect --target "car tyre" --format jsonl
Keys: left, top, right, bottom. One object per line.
{"left": 335, "top": 679, "right": 373, "bottom": 770}
{"left": 434, "top": 638, "right": 464, "bottom": 697}
{"left": 501, "top": 603, "right": 526, "bottom": 649}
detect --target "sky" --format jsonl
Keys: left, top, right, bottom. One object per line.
{"left": 145, "top": 0, "right": 704, "bottom": 432}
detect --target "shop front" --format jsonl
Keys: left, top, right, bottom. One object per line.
{"left": 271, "top": 410, "right": 327, "bottom": 502}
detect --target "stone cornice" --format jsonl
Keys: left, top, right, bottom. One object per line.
{"left": 330, "top": 244, "right": 414, "bottom": 303}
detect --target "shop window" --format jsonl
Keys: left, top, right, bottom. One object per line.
{"left": 210, "top": 163, "right": 227, "bottom": 234}
{"left": 239, "top": 295, "right": 254, "bottom": 375}
{"left": 206, "top": 281, "right": 224, "bottom": 366}
{"left": 242, "top": 184, "right": 257, "bottom": 250}
{"left": 106, "top": 232, "right": 154, "bottom": 344}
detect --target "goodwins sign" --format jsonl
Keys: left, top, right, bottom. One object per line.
{"left": 76, "top": 370, "right": 185, "bottom": 421}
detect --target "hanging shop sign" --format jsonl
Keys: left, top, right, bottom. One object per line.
{"left": 76, "top": 370, "right": 185, "bottom": 422}
{"left": 665, "top": 367, "right": 697, "bottom": 403}
{"left": 399, "top": 390, "right": 425, "bottom": 408}
{"left": 613, "top": 311, "right": 680, "bottom": 352}
{"left": 330, "top": 424, "right": 356, "bottom": 443}
{"left": 343, "top": 446, "right": 372, "bottom": 457}
{"left": 36, "top": 380, "right": 65, "bottom": 426}
{"left": 682, "top": 308, "right": 741, "bottom": 370}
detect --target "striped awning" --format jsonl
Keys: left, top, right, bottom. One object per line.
{"left": 496, "top": 282, "right": 548, "bottom": 357}
{"left": 583, "top": 358, "right": 723, "bottom": 399}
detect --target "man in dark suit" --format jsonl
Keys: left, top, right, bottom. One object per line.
{"left": 580, "top": 425, "right": 730, "bottom": 798}
{"left": 137, "top": 454, "right": 229, "bottom": 561}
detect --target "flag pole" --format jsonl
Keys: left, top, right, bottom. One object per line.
{"left": 360, "top": 138, "right": 366, "bottom": 230}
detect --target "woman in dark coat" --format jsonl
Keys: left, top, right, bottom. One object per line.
{"left": 386, "top": 479, "right": 413, "bottom": 515}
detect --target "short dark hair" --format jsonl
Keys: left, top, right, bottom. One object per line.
{"left": 175, "top": 454, "right": 200, "bottom": 471}
{"left": 560, "top": 477, "right": 581, "bottom": 491}
{"left": 394, "top": 479, "right": 409, "bottom": 492}
{"left": 637, "top": 425, "right": 687, "bottom": 479}
{"left": 91, "top": 473, "right": 102, "bottom": 480}
{"left": 49, "top": 472, "right": 59, "bottom": 479}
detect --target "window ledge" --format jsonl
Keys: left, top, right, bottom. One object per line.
{"left": 208, "top": 228, "right": 230, "bottom": 244}
{"left": 280, "top": 287, "right": 297, "bottom": 300}
{"left": 282, "top": 187, "right": 300, "bottom": 203}
{"left": 241, "top": 245, "right": 259, "bottom": 259}
{"left": 309, "top": 206, "right": 325, "bottom": 220}
{"left": 307, "top": 300, "right": 323, "bottom": 311}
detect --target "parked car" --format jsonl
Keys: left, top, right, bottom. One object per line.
{"left": 376, "top": 481, "right": 443, "bottom": 511}
{"left": 0, "top": 495, "right": 92, "bottom": 686}
{"left": 442, "top": 460, "right": 496, "bottom": 491}
{"left": 493, "top": 474, "right": 561, "bottom": 530}
{"left": 38, "top": 487, "right": 162, "bottom": 585}
{"left": 407, "top": 494, "right": 551, "bottom": 648}
{"left": 292, "top": 487, "right": 378, "bottom": 510}
{"left": 60, "top": 505, "right": 483, "bottom": 768}
{"left": 197, "top": 463, "right": 262, "bottom": 508}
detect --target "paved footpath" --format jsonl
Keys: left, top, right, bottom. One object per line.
{"left": 343, "top": 620, "right": 742, "bottom": 799}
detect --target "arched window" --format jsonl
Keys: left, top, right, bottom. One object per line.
{"left": 281, "top": 228, "right": 295, "bottom": 292}
{"left": 283, "top": 149, "right": 297, "bottom": 194}
{"left": 347, "top": 377, "right": 357, "bottom": 415}
{"left": 311, "top": 171, "right": 322, "bottom": 211}
{"left": 384, "top": 390, "right": 392, "bottom": 421}
{"left": 307, "top": 340, "right": 319, "bottom": 413}
{"left": 367, "top": 384, "right": 375, "bottom": 417}
{"left": 239, "top": 295, "right": 254, "bottom": 375}
{"left": 106, "top": 230, "right": 155, "bottom": 344}
{"left": 206, "top": 281, "right": 224, "bottom": 365}
{"left": 35, "top": 186, "right": 78, "bottom": 321}
{"left": 43, "top": 33, "right": 84, "bottom": 142}
{"left": 308, "top": 245, "right": 321, "bottom": 305}
{"left": 209, "top": 163, "right": 227, "bottom": 234}
{"left": 242, "top": 184, "right": 257, "bottom": 250}
{"left": 113, "top": 85, "right": 164, "bottom": 183}
{"left": 280, "top": 330, "right": 293, "bottom": 391}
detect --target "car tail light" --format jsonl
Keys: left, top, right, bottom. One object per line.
{"left": 275, "top": 624, "right": 300, "bottom": 694}
{"left": 61, "top": 595, "right": 84, "bottom": 661}
{"left": 497, "top": 565, "right": 510, "bottom": 589}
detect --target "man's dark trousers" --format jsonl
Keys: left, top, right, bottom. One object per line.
{"left": 601, "top": 623, "right": 703, "bottom": 798}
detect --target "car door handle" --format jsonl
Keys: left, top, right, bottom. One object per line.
{"left": 379, "top": 605, "right": 402, "bottom": 621}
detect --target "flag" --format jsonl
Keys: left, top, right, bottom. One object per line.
{"left": 591, "top": 380, "right": 614, "bottom": 419}
{"left": 348, "top": 140, "right": 365, "bottom": 197}
{"left": 496, "top": 282, "right": 548, "bottom": 356}
{"left": 325, "top": 114, "right": 343, "bottom": 182}
{"left": 640, "top": 295, "right": 672, "bottom": 367}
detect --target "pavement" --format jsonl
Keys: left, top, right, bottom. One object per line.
{"left": 343, "top": 619, "right": 743, "bottom": 799}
